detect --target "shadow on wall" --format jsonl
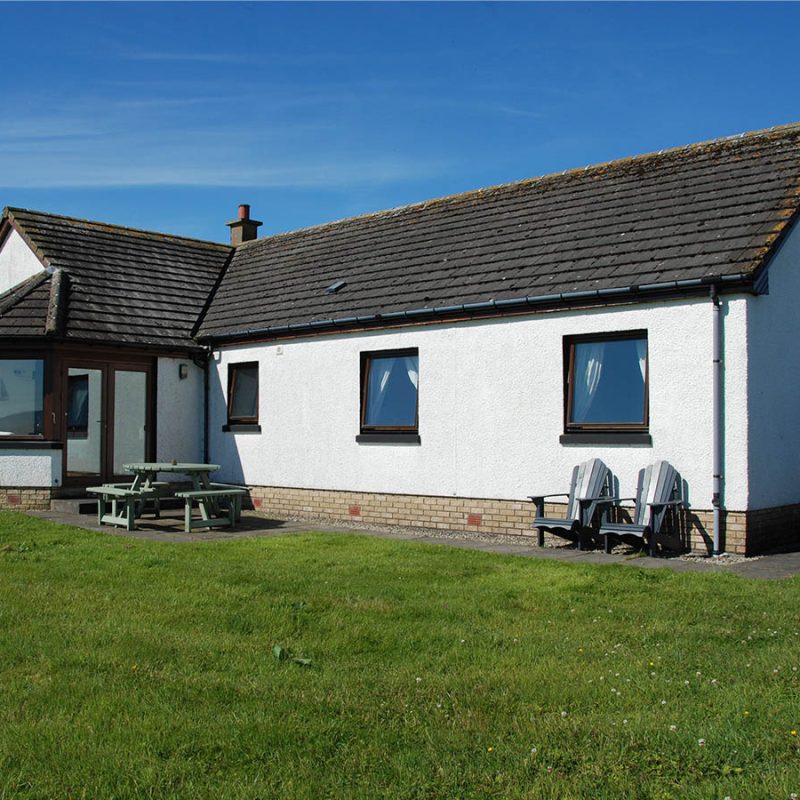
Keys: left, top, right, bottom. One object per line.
{"left": 665, "top": 509, "right": 704, "bottom": 554}
{"left": 601, "top": 477, "right": 700, "bottom": 554}
{"left": 665, "top": 478, "right": 698, "bottom": 554}
{"left": 208, "top": 359, "right": 246, "bottom": 485}
{"left": 605, "top": 509, "right": 703, "bottom": 555}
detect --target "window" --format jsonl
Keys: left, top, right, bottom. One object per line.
{"left": 0, "top": 359, "right": 44, "bottom": 437}
{"left": 66, "top": 374, "right": 89, "bottom": 437}
{"left": 565, "top": 332, "right": 648, "bottom": 432}
{"left": 227, "top": 362, "right": 259, "bottom": 426}
{"left": 360, "top": 349, "right": 419, "bottom": 437}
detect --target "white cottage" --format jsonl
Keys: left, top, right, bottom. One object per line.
{"left": 2, "top": 123, "right": 800, "bottom": 555}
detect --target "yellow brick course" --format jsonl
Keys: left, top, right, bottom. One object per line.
{"left": 0, "top": 488, "right": 52, "bottom": 511}
{"left": 247, "top": 485, "right": 800, "bottom": 555}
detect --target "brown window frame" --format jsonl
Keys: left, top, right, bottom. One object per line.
{"left": 227, "top": 362, "right": 259, "bottom": 426}
{"left": 360, "top": 348, "right": 419, "bottom": 434}
{"left": 564, "top": 330, "right": 649, "bottom": 434}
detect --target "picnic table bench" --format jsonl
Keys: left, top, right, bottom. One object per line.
{"left": 87, "top": 484, "right": 160, "bottom": 532}
{"left": 105, "top": 481, "right": 170, "bottom": 517}
{"left": 175, "top": 486, "right": 248, "bottom": 532}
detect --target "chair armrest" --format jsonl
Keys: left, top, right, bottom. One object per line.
{"left": 578, "top": 495, "right": 617, "bottom": 527}
{"left": 578, "top": 495, "right": 618, "bottom": 506}
{"left": 647, "top": 499, "right": 684, "bottom": 509}
{"left": 528, "top": 493, "right": 569, "bottom": 502}
{"left": 645, "top": 499, "right": 684, "bottom": 537}
{"left": 529, "top": 493, "right": 570, "bottom": 519}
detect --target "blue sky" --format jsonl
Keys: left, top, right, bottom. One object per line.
{"left": 1, "top": 2, "right": 799, "bottom": 242}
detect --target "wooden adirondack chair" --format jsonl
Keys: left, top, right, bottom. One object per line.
{"left": 529, "top": 458, "right": 614, "bottom": 550}
{"left": 598, "top": 460, "right": 684, "bottom": 557}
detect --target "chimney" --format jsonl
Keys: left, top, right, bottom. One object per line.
{"left": 226, "top": 203, "right": 262, "bottom": 246}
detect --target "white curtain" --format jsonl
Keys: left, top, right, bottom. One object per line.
{"left": 635, "top": 339, "right": 647, "bottom": 383}
{"left": 573, "top": 343, "right": 605, "bottom": 421}
{"left": 404, "top": 356, "right": 419, "bottom": 389}
{"left": 366, "top": 359, "right": 397, "bottom": 422}
{"left": 366, "top": 356, "right": 418, "bottom": 424}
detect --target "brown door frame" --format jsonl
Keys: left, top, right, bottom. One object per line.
{"left": 61, "top": 356, "right": 155, "bottom": 487}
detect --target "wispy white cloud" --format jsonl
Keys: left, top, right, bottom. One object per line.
{"left": 123, "top": 50, "right": 260, "bottom": 65}
{"left": 0, "top": 154, "right": 446, "bottom": 189}
{"left": 112, "top": 96, "right": 236, "bottom": 111}
{"left": 0, "top": 118, "right": 111, "bottom": 141}
{"left": 488, "top": 105, "right": 544, "bottom": 120}
{"left": 0, "top": 103, "right": 449, "bottom": 189}
{"left": 118, "top": 48, "right": 352, "bottom": 67}
{"left": 0, "top": 57, "right": 475, "bottom": 192}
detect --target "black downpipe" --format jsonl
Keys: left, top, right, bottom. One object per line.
{"left": 203, "top": 352, "right": 210, "bottom": 464}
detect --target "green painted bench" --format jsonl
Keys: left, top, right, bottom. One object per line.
{"left": 208, "top": 483, "right": 248, "bottom": 520}
{"left": 174, "top": 487, "right": 248, "bottom": 533}
{"left": 104, "top": 481, "right": 171, "bottom": 518}
{"left": 87, "top": 485, "right": 159, "bottom": 532}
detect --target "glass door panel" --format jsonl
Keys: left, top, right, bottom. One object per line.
{"left": 66, "top": 367, "right": 103, "bottom": 478}
{"left": 113, "top": 370, "right": 147, "bottom": 474}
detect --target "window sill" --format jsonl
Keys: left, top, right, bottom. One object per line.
{"left": 0, "top": 439, "right": 62, "bottom": 450}
{"left": 356, "top": 433, "right": 421, "bottom": 445}
{"left": 560, "top": 432, "right": 652, "bottom": 446}
{"left": 222, "top": 424, "right": 262, "bottom": 433}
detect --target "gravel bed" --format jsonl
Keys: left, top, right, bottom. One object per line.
{"left": 677, "top": 551, "right": 757, "bottom": 565}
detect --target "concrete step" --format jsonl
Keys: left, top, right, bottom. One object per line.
{"left": 50, "top": 496, "right": 186, "bottom": 515}
{"left": 51, "top": 497, "right": 97, "bottom": 515}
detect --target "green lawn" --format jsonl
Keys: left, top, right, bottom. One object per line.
{"left": 0, "top": 512, "right": 798, "bottom": 799}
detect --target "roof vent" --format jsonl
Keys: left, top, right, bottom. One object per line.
{"left": 324, "top": 279, "right": 347, "bottom": 295}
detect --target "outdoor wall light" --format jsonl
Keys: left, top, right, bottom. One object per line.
{"left": 179, "top": 363, "right": 189, "bottom": 380}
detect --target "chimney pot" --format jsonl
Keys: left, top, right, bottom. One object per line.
{"left": 226, "top": 204, "right": 262, "bottom": 246}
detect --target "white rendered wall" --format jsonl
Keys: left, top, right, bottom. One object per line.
{"left": 745, "top": 220, "right": 800, "bottom": 509}
{"left": 156, "top": 357, "right": 204, "bottom": 474}
{"left": 0, "top": 449, "right": 61, "bottom": 487}
{"left": 0, "top": 228, "right": 45, "bottom": 294}
{"left": 209, "top": 297, "right": 751, "bottom": 511}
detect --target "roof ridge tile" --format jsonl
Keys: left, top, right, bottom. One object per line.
{"left": 237, "top": 120, "right": 800, "bottom": 248}
{"left": 4, "top": 207, "right": 231, "bottom": 252}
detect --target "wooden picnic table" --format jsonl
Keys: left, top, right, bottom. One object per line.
{"left": 124, "top": 462, "right": 221, "bottom": 493}
{"left": 124, "top": 463, "right": 246, "bottom": 532}
{"left": 89, "top": 463, "right": 246, "bottom": 533}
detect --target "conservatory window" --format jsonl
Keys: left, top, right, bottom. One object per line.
{"left": 0, "top": 359, "right": 44, "bottom": 437}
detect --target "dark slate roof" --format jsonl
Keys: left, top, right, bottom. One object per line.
{"left": 0, "top": 270, "right": 53, "bottom": 337}
{"left": 197, "top": 122, "right": 800, "bottom": 341}
{"left": 0, "top": 209, "right": 231, "bottom": 350}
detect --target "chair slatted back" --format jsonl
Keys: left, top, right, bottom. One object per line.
{"left": 633, "top": 460, "right": 682, "bottom": 529}
{"left": 566, "top": 458, "right": 611, "bottom": 521}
